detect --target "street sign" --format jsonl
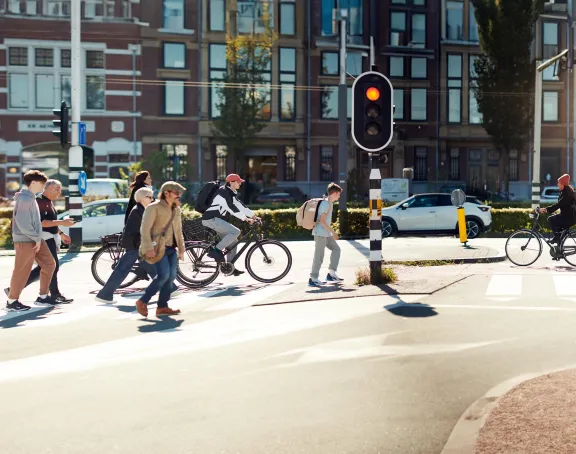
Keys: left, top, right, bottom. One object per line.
{"left": 451, "top": 189, "right": 466, "bottom": 207}
{"left": 78, "top": 171, "right": 87, "bottom": 196}
{"left": 78, "top": 122, "right": 86, "bottom": 146}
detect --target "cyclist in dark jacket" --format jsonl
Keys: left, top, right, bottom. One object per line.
{"left": 540, "top": 173, "right": 576, "bottom": 244}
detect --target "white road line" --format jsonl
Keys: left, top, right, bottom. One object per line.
{"left": 485, "top": 275, "right": 522, "bottom": 300}
{"left": 553, "top": 275, "right": 576, "bottom": 297}
{"left": 433, "top": 303, "right": 576, "bottom": 312}
{"left": 204, "top": 284, "right": 294, "bottom": 311}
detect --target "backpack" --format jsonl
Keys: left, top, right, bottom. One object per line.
{"left": 195, "top": 181, "right": 221, "bottom": 213}
{"left": 296, "top": 198, "right": 324, "bottom": 230}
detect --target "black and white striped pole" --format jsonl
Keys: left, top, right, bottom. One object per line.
{"left": 351, "top": 70, "right": 394, "bottom": 284}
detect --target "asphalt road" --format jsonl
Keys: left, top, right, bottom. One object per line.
{"left": 2, "top": 238, "right": 576, "bottom": 453}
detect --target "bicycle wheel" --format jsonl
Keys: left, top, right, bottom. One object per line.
{"left": 91, "top": 245, "right": 140, "bottom": 288}
{"left": 245, "top": 239, "right": 293, "bottom": 283}
{"left": 505, "top": 229, "right": 542, "bottom": 266}
{"left": 561, "top": 230, "right": 576, "bottom": 266}
{"left": 177, "top": 241, "right": 220, "bottom": 288}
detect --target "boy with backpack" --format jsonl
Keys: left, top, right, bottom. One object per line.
{"left": 308, "top": 183, "right": 344, "bottom": 287}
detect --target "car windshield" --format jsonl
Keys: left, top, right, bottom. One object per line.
{"left": 544, "top": 189, "right": 560, "bottom": 196}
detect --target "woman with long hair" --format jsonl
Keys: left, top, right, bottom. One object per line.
{"left": 540, "top": 174, "right": 576, "bottom": 244}
{"left": 125, "top": 171, "right": 151, "bottom": 225}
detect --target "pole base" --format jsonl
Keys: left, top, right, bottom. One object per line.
{"left": 370, "top": 261, "right": 382, "bottom": 285}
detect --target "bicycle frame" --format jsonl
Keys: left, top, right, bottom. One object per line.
{"left": 224, "top": 224, "right": 265, "bottom": 265}
{"left": 528, "top": 209, "right": 568, "bottom": 249}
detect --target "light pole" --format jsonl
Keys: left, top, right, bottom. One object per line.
{"left": 338, "top": 9, "right": 348, "bottom": 215}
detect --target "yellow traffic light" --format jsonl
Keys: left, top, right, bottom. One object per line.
{"left": 366, "top": 87, "right": 380, "bottom": 101}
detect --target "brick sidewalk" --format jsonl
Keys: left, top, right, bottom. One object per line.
{"left": 475, "top": 369, "right": 576, "bottom": 454}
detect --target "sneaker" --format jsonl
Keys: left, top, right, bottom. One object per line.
{"left": 6, "top": 300, "right": 31, "bottom": 312}
{"left": 206, "top": 247, "right": 225, "bottom": 263}
{"left": 53, "top": 294, "right": 74, "bottom": 304}
{"left": 308, "top": 278, "right": 324, "bottom": 287}
{"left": 4, "top": 287, "right": 9, "bottom": 297}
{"left": 95, "top": 296, "right": 115, "bottom": 304}
{"left": 35, "top": 295, "right": 58, "bottom": 306}
{"left": 326, "top": 270, "right": 344, "bottom": 282}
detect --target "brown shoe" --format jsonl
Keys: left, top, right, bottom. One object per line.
{"left": 136, "top": 299, "right": 148, "bottom": 317}
{"left": 156, "top": 307, "right": 181, "bottom": 317}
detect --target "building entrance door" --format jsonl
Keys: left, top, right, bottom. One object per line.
{"left": 245, "top": 155, "right": 277, "bottom": 187}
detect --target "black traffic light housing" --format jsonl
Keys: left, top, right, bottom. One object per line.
{"left": 351, "top": 71, "right": 394, "bottom": 152}
{"left": 52, "top": 101, "right": 69, "bottom": 148}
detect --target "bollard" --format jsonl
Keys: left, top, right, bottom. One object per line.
{"left": 457, "top": 206, "right": 467, "bottom": 245}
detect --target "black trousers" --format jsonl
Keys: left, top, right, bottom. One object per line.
{"left": 548, "top": 214, "right": 572, "bottom": 238}
{"left": 25, "top": 237, "right": 60, "bottom": 296}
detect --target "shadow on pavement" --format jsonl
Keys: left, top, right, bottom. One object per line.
{"left": 138, "top": 317, "right": 184, "bottom": 333}
{"left": 384, "top": 302, "right": 438, "bottom": 318}
{"left": 0, "top": 306, "right": 55, "bottom": 329}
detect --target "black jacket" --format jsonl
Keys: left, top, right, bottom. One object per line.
{"left": 201, "top": 185, "right": 254, "bottom": 222}
{"left": 124, "top": 182, "right": 147, "bottom": 225}
{"left": 547, "top": 186, "right": 576, "bottom": 223}
{"left": 122, "top": 203, "right": 144, "bottom": 250}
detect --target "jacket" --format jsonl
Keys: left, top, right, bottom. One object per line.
{"left": 125, "top": 182, "right": 147, "bottom": 225}
{"left": 547, "top": 186, "right": 576, "bottom": 223}
{"left": 122, "top": 203, "right": 144, "bottom": 250}
{"left": 202, "top": 185, "right": 254, "bottom": 222}
{"left": 140, "top": 199, "right": 185, "bottom": 255}
{"left": 12, "top": 189, "right": 42, "bottom": 244}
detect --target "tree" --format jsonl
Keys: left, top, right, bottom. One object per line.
{"left": 471, "top": 0, "right": 545, "bottom": 193}
{"left": 212, "top": 14, "right": 276, "bottom": 176}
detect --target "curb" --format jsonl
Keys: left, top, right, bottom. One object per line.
{"left": 385, "top": 252, "right": 507, "bottom": 265}
{"left": 441, "top": 364, "right": 576, "bottom": 454}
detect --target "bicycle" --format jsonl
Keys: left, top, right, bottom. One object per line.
{"left": 504, "top": 207, "right": 576, "bottom": 266}
{"left": 177, "top": 218, "right": 293, "bottom": 288}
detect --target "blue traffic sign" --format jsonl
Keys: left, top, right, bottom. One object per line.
{"left": 78, "top": 171, "right": 87, "bottom": 196}
{"left": 78, "top": 122, "right": 86, "bottom": 146}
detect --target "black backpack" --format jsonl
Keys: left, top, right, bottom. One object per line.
{"left": 195, "top": 181, "right": 221, "bottom": 213}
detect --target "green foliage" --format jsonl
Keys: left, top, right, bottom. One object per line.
{"left": 118, "top": 161, "right": 144, "bottom": 183}
{"left": 143, "top": 153, "right": 171, "bottom": 184}
{"left": 471, "top": 0, "right": 545, "bottom": 192}
{"left": 0, "top": 219, "right": 12, "bottom": 248}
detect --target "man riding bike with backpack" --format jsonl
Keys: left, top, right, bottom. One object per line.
{"left": 196, "top": 174, "right": 260, "bottom": 276}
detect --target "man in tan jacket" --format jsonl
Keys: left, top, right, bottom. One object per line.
{"left": 135, "top": 182, "right": 186, "bottom": 317}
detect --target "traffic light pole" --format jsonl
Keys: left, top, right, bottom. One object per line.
{"left": 338, "top": 10, "right": 348, "bottom": 216}
{"left": 369, "top": 153, "right": 383, "bottom": 283}
{"left": 68, "top": 0, "right": 83, "bottom": 251}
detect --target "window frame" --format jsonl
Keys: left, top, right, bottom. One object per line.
{"left": 161, "top": 144, "right": 189, "bottom": 182}
{"left": 543, "top": 91, "right": 559, "bottom": 123}
{"left": 162, "top": 42, "right": 187, "bottom": 69}
{"left": 284, "top": 145, "right": 296, "bottom": 181}
{"left": 447, "top": 53, "right": 463, "bottom": 124}
{"left": 468, "top": 55, "right": 482, "bottom": 124}
{"left": 394, "top": 88, "right": 404, "bottom": 120}
{"left": 208, "top": 0, "right": 226, "bottom": 32}
{"left": 279, "top": 47, "right": 297, "bottom": 121}
{"left": 279, "top": 0, "right": 296, "bottom": 35}
{"left": 446, "top": 0, "right": 464, "bottom": 41}
{"left": 209, "top": 43, "right": 228, "bottom": 119}
{"left": 163, "top": 79, "right": 186, "bottom": 117}
{"left": 320, "top": 145, "right": 334, "bottom": 181}
{"left": 410, "top": 88, "right": 427, "bottom": 121}
{"left": 389, "top": 56, "right": 404, "bottom": 78}
{"left": 410, "top": 57, "right": 427, "bottom": 79}
{"left": 162, "top": 0, "right": 185, "bottom": 30}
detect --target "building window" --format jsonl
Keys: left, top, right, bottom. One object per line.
{"left": 394, "top": 89, "right": 404, "bottom": 120}
{"left": 321, "top": 0, "right": 363, "bottom": 36}
{"left": 85, "top": 0, "right": 113, "bottom": 18}
{"left": 257, "top": 58, "right": 272, "bottom": 120}
{"left": 209, "top": 0, "right": 225, "bottom": 31}
{"left": 209, "top": 44, "right": 227, "bottom": 118}
{"left": 238, "top": 0, "right": 274, "bottom": 34}
{"left": 35, "top": 48, "right": 54, "bottom": 67}
{"left": 8, "top": 47, "right": 27, "bottom": 66}
{"left": 509, "top": 150, "right": 519, "bottom": 181}
{"left": 390, "top": 11, "right": 406, "bottom": 46}
{"left": 449, "top": 148, "right": 460, "bottom": 180}
{"left": 216, "top": 145, "right": 228, "bottom": 180}
{"left": 279, "top": 48, "right": 296, "bottom": 121}
{"left": 163, "top": 0, "right": 185, "bottom": 29}
{"left": 162, "top": 144, "right": 188, "bottom": 181}
{"left": 446, "top": 1, "right": 463, "bottom": 41}
{"left": 163, "top": 42, "right": 186, "bottom": 68}
{"left": 469, "top": 55, "right": 482, "bottom": 124}
{"left": 35, "top": 74, "right": 54, "bottom": 109}
{"left": 284, "top": 146, "right": 296, "bottom": 181}
{"left": 45, "top": 0, "right": 70, "bottom": 16}
{"left": 8, "top": 74, "right": 28, "bottom": 108}
{"left": 86, "top": 50, "right": 104, "bottom": 69}
{"left": 414, "top": 147, "right": 428, "bottom": 181}
{"left": 86, "top": 75, "right": 105, "bottom": 110}
{"left": 61, "top": 49, "right": 71, "bottom": 68}
{"left": 320, "top": 146, "right": 333, "bottom": 181}
{"left": 322, "top": 52, "right": 338, "bottom": 75}
{"left": 321, "top": 86, "right": 352, "bottom": 120}
{"left": 164, "top": 80, "right": 185, "bottom": 116}
{"left": 542, "top": 22, "right": 559, "bottom": 80}
{"left": 411, "top": 14, "right": 426, "bottom": 47}
{"left": 543, "top": 91, "right": 559, "bottom": 122}
{"left": 280, "top": 0, "right": 295, "bottom": 35}
{"left": 410, "top": 89, "right": 427, "bottom": 121}
{"left": 61, "top": 75, "right": 71, "bottom": 106}
{"left": 389, "top": 56, "right": 404, "bottom": 78}
{"left": 346, "top": 52, "right": 363, "bottom": 76}
{"left": 447, "top": 54, "right": 462, "bottom": 124}
{"left": 469, "top": 4, "right": 479, "bottom": 41}
{"left": 411, "top": 57, "right": 427, "bottom": 79}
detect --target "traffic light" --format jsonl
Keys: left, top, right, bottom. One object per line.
{"left": 351, "top": 71, "right": 394, "bottom": 152}
{"left": 52, "top": 101, "right": 69, "bottom": 148}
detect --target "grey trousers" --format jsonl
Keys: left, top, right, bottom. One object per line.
{"left": 310, "top": 235, "right": 341, "bottom": 279}
{"left": 202, "top": 218, "right": 240, "bottom": 261}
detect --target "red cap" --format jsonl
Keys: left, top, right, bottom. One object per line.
{"left": 226, "top": 174, "right": 245, "bottom": 183}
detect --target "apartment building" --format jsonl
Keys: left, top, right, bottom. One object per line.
{"left": 0, "top": 0, "right": 142, "bottom": 197}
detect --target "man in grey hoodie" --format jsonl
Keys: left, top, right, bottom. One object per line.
{"left": 6, "top": 170, "right": 57, "bottom": 312}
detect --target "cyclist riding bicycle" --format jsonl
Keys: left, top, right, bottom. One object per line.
{"left": 201, "top": 174, "right": 260, "bottom": 276}
{"left": 539, "top": 173, "right": 576, "bottom": 244}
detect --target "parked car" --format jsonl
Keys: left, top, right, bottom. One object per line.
{"left": 380, "top": 193, "right": 492, "bottom": 239}
{"left": 58, "top": 198, "right": 128, "bottom": 243}
{"left": 254, "top": 186, "right": 306, "bottom": 204}
{"left": 541, "top": 186, "right": 560, "bottom": 201}
{"left": 254, "top": 192, "right": 297, "bottom": 204}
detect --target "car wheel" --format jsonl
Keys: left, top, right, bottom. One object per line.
{"left": 466, "top": 219, "right": 481, "bottom": 239}
{"left": 381, "top": 219, "right": 395, "bottom": 238}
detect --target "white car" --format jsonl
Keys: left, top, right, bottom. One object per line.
{"left": 540, "top": 186, "right": 560, "bottom": 201}
{"left": 380, "top": 193, "right": 492, "bottom": 239}
{"left": 58, "top": 198, "right": 129, "bottom": 243}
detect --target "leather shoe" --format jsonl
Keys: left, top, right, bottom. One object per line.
{"left": 136, "top": 299, "right": 148, "bottom": 317}
{"left": 156, "top": 307, "right": 181, "bottom": 316}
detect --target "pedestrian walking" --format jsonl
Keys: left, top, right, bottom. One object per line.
{"left": 95, "top": 187, "right": 180, "bottom": 303}
{"left": 135, "top": 182, "right": 186, "bottom": 317}
{"left": 5, "top": 170, "right": 57, "bottom": 311}
{"left": 5, "top": 180, "right": 75, "bottom": 304}
{"left": 309, "top": 183, "right": 344, "bottom": 287}
{"left": 125, "top": 171, "right": 152, "bottom": 225}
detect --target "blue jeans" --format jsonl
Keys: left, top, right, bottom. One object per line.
{"left": 140, "top": 247, "right": 178, "bottom": 308}
{"left": 96, "top": 249, "right": 177, "bottom": 302}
